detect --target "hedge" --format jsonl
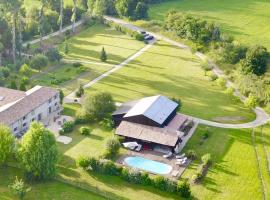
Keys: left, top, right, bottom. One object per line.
{"left": 77, "top": 157, "right": 191, "bottom": 198}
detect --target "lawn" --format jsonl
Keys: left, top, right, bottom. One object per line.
{"left": 32, "top": 62, "right": 112, "bottom": 95}
{"left": 59, "top": 24, "right": 145, "bottom": 65}
{"left": 0, "top": 167, "right": 105, "bottom": 200}
{"left": 85, "top": 40, "right": 255, "bottom": 123}
{"left": 148, "top": 0, "right": 270, "bottom": 49}
{"left": 181, "top": 125, "right": 264, "bottom": 199}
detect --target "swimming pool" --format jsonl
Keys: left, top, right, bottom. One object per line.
{"left": 124, "top": 156, "right": 172, "bottom": 175}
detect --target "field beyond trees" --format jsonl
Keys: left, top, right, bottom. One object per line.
{"left": 149, "top": 0, "right": 270, "bottom": 49}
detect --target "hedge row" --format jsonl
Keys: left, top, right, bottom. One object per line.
{"left": 77, "top": 157, "right": 191, "bottom": 198}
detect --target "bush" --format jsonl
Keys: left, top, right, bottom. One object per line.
{"left": 62, "top": 121, "right": 75, "bottom": 133}
{"left": 73, "top": 62, "right": 82, "bottom": 68}
{"left": 216, "top": 77, "right": 227, "bottom": 87}
{"left": 79, "top": 126, "right": 90, "bottom": 136}
{"left": 244, "top": 94, "right": 257, "bottom": 108}
{"left": 100, "top": 47, "right": 107, "bottom": 62}
{"left": 202, "top": 127, "right": 211, "bottom": 139}
{"left": 75, "top": 84, "right": 84, "bottom": 98}
{"left": 45, "top": 48, "right": 62, "bottom": 62}
{"left": 201, "top": 153, "right": 212, "bottom": 166}
{"left": 75, "top": 110, "right": 89, "bottom": 124}
{"left": 77, "top": 156, "right": 91, "bottom": 169}
{"left": 135, "top": 33, "right": 145, "bottom": 41}
{"left": 177, "top": 180, "right": 191, "bottom": 198}
{"left": 104, "top": 137, "right": 121, "bottom": 159}
{"left": 208, "top": 72, "right": 218, "bottom": 81}
{"left": 30, "top": 54, "right": 48, "bottom": 71}
{"left": 226, "top": 87, "right": 235, "bottom": 96}
{"left": 186, "top": 149, "right": 197, "bottom": 160}
{"left": 99, "top": 117, "right": 114, "bottom": 130}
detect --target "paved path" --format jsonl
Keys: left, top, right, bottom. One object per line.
{"left": 104, "top": 16, "right": 270, "bottom": 129}
{"left": 64, "top": 39, "right": 156, "bottom": 103}
{"left": 22, "top": 20, "right": 83, "bottom": 47}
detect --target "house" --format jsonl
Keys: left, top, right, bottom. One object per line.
{"left": 113, "top": 95, "right": 192, "bottom": 153}
{"left": 0, "top": 85, "right": 61, "bottom": 137}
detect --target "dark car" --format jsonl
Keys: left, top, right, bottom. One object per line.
{"left": 145, "top": 35, "right": 154, "bottom": 40}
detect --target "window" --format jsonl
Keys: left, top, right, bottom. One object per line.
{"left": 23, "top": 115, "right": 26, "bottom": 120}
{"left": 13, "top": 127, "right": 17, "bottom": 132}
{"left": 54, "top": 94, "right": 57, "bottom": 99}
{"left": 54, "top": 102, "right": 57, "bottom": 106}
{"left": 38, "top": 113, "right": 42, "bottom": 121}
{"left": 49, "top": 107, "right": 52, "bottom": 114}
{"left": 32, "top": 118, "right": 35, "bottom": 122}
{"left": 49, "top": 98, "right": 52, "bottom": 103}
{"left": 23, "top": 123, "right": 27, "bottom": 127}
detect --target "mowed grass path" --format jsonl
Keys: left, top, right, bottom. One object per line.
{"left": 59, "top": 24, "right": 145, "bottom": 65}
{"left": 181, "top": 126, "right": 263, "bottom": 199}
{"left": 86, "top": 40, "right": 255, "bottom": 122}
{"left": 0, "top": 167, "right": 105, "bottom": 200}
{"left": 149, "top": 0, "right": 270, "bottom": 49}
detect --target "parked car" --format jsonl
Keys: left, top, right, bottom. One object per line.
{"left": 145, "top": 35, "right": 154, "bottom": 40}
{"left": 139, "top": 30, "right": 146, "bottom": 35}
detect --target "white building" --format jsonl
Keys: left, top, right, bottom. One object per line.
{"left": 0, "top": 85, "right": 61, "bottom": 137}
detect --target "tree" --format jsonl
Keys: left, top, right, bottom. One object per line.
{"left": 59, "top": 0, "right": 64, "bottom": 33}
{"left": 30, "top": 54, "right": 48, "bottom": 71}
{"left": 83, "top": 92, "right": 115, "bottom": 121}
{"left": 75, "top": 84, "right": 84, "bottom": 97}
{"left": 100, "top": 47, "right": 107, "bottom": 62}
{"left": 59, "top": 89, "right": 64, "bottom": 104}
{"left": 72, "top": 0, "right": 78, "bottom": 33}
{"left": 116, "top": 0, "right": 148, "bottom": 20}
{"left": 10, "top": 80, "right": 17, "bottom": 89}
{"left": 240, "top": 46, "right": 268, "bottom": 76}
{"left": 19, "top": 64, "right": 31, "bottom": 76}
{"left": 92, "top": 0, "right": 106, "bottom": 17}
{"left": 0, "top": 0, "right": 22, "bottom": 63}
{"left": 19, "top": 82, "right": 26, "bottom": 91}
{"left": 9, "top": 177, "right": 31, "bottom": 200}
{"left": 134, "top": 1, "right": 148, "bottom": 19}
{"left": 17, "top": 122, "right": 58, "bottom": 180}
{"left": 0, "top": 125, "right": 14, "bottom": 166}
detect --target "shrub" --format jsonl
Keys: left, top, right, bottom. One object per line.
{"left": 177, "top": 180, "right": 191, "bottom": 198}
{"left": 73, "top": 62, "right": 82, "bottom": 68}
{"left": 186, "top": 149, "right": 197, "bottom": 160}
{"left": 9, "top": 176, "right": 31, "bottom": 200}
{"left": 244, "top": 94, "right": 257, "bottom": 108}
{"left": 75, "top": 110, "right": 89, "bottom": 124}
{"left": 201, "top": 153, "right": 212, "bottom": 166}
{"left": 153, "top": 176, "right": 168, "bottom": 191}
{"left": 30, "top": 54, "right": 48, "bottom": 71}
{"left": 79, "top": 126, "right": 90, "bottom": 136}
{"left": 226, "top": 87, "right": 235, "bottom": 96}
{"left": 0, "top": 67, "right": 10, "bottom": 78}
{"left": 104, "top": 137, "right": 121, "bottom": 159}
{"left": 45, "top": 48, "right": 62, "bottom": 62}
{"left": 135, "top": 33, "right": 145, "bottom": 41}
{"left": 62, "top": 121, "right": 75, "bottom": 133}
{"left": 99, "top": 117, "right": 114, "bottom": 130}
{"left": 202, "top": 127, "right": 211, "bottom": 139}
{"left": 77, "top": 156, "right": 91, "bottom": 169}
{"left": 216, "top": 77, "right": 226, "bottom": 87}
{"left": 209, "top": 72, "right": 218, "bottom": 81}
{"left": 141, "top": 172, "right": 152, "bottom": 186}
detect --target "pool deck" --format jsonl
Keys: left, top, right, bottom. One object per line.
{"left": 117, "top": 150, "right": 190, "bottom": 179}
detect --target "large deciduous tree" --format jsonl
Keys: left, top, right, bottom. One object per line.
{"left": 72, "top": 0, "right": 78, "bottom": 33}
{"left": 82, "top": 92, "right": 115, "bottom": 121}
{"left": 240, "top": 45, "right": 268, "bottom": 76}
{"left": 0, "top": 125, "right": 15, "bottom": 166}
{"left": 18, "top": 122, "right": 58, "bottom": 180}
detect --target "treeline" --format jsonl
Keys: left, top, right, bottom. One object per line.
{"left": 165, "top": 11, "right": 270, "bottom": 107}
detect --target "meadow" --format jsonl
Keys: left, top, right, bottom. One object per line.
{"left": 149, "top": 0, "right": 270, "bottom": 49}
{"left": 86, "top": 40, "right": 255, "bottom": 123}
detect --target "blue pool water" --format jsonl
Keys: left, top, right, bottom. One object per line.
{"left": 124, "top": 156, "right": 172, "bottom": 175}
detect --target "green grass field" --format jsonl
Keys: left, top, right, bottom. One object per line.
{"left": 149, "top": 0, "right": 270, "bottom": 49}
{"left": 181, "top": 126, "right": 264, "bottom": 199}
{"left": 86, "top": 40, "right": 255, "bottom": 123}
{"left": 0, "top": 167, "right": 105, "bottom": 200}
{"left": 59, "top": 24, "right": 145, "bottom": 65}
{"left": 33, "top": 62, "right": 112, "bottom": 95}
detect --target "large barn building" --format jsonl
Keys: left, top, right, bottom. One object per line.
{"left": 113, "top": 95, "right": 191, "bottom": 152}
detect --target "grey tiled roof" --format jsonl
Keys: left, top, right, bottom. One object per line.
{"left": 0, "top": 86, "right": 58, "bottom": 126}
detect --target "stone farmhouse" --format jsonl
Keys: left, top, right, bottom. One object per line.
{"left": 0, "top": 85, "right": 61, "bottom": 137}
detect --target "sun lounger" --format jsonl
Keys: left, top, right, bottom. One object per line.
{"left": 135, "top": 144, "right": 142, "bottom": 152}
{"left": 171, "top": 170, "right": 179, "bottom": 177}
{"left": 163, "top": 152, "right": 173, "bottom": 158}
{"left": 177, "top": 157, "right": 187, "bottom": 162}
{"left": 176, "top": 153, "right": 185, "bottom": 159}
